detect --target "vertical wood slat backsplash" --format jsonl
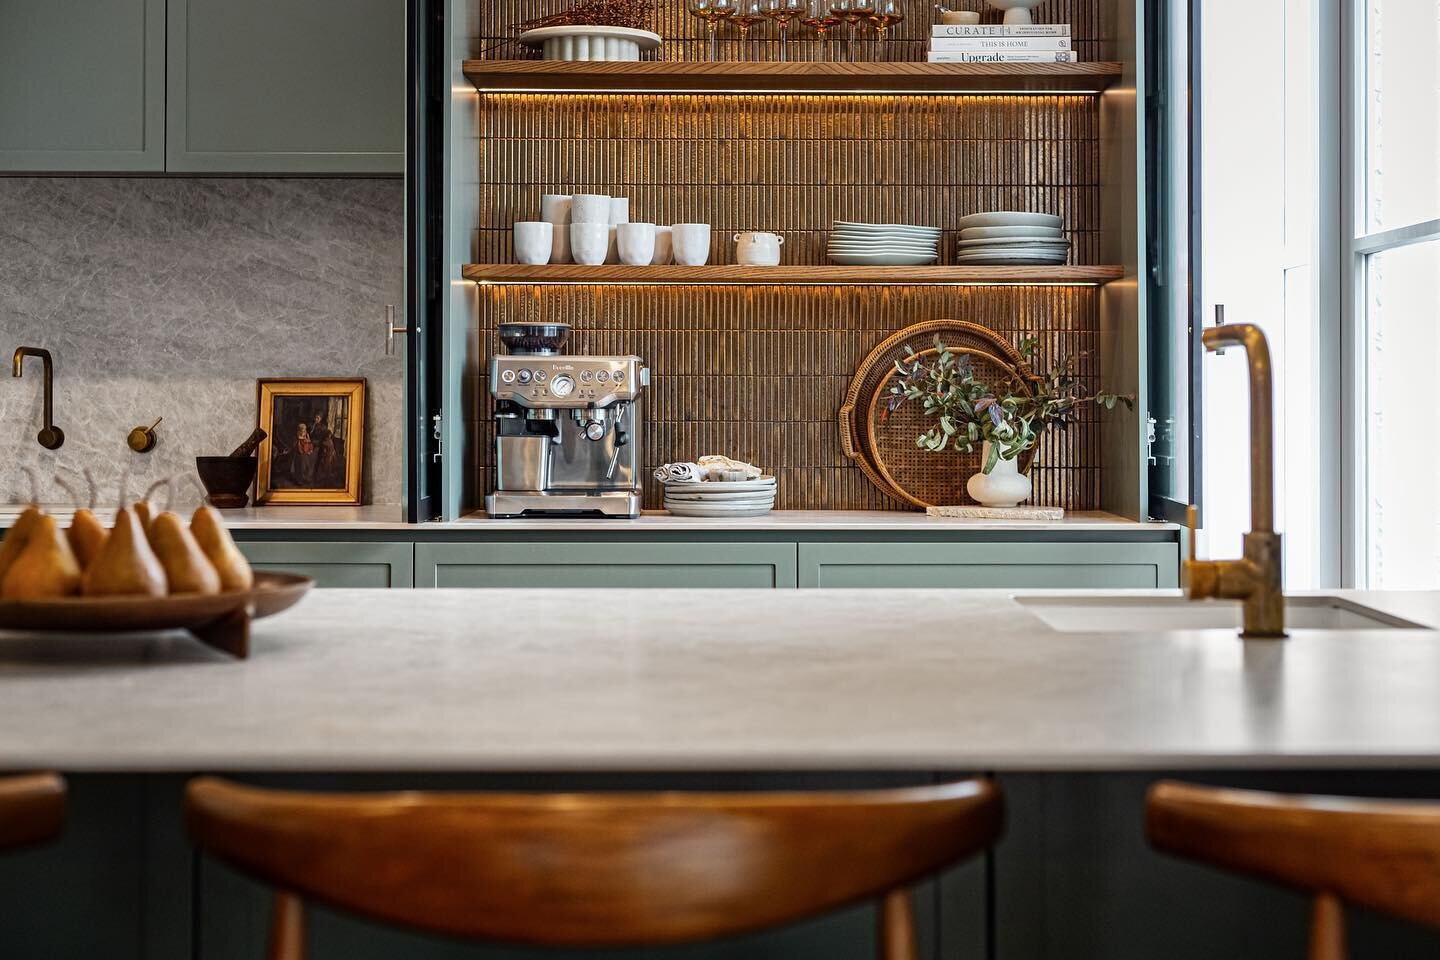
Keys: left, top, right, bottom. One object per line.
{"left": 473, "top": 3, "right": 1105, "bottom": 512}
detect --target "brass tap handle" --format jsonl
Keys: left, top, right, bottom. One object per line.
{"left": 384, "top": 304, "right": 410, "bottom": 356}
{"left": 1183, "top": 504, "right": 1219, "bottom": 599}
{"left": 127, "top": 417, "right": 163, "bottom": 453}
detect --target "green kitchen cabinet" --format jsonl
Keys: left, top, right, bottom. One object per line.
{"left": 415, "top": 542, "right": 799, "bottom": 589}
{"left": 237, "top": 541, "right": 414, "bottom": 588}
{"left": 166, "top": 0, "right": 404, "bottom": 173}
{"left": 798, "top": 542, "right": 1180, "bottom": 589}
{"left": 0, "top": 0, "right": 165, "bottom": 171}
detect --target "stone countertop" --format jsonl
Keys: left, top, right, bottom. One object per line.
{"left": 0, "top": 588, "right": 1436, "bottom": 773}
{"left": 0, "top": 505, "right": 1181, "bottom": 534}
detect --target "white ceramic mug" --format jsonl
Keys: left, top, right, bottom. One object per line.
{"left": 609, "top": 196, "right": 630, "bottom": 225}
{"left": 617, "top": 222, "right": 656, "bottom": 266}
{"left": 513, "top": 221, "right": 554, "bottom": 265}
{"left": 651, "top": 225, "right": 673, "bottom": 265}
{"left": 570, "top": 221, "right": 609, "bottom": 265}
{"left": 734, "top": 231, "right": 784, "bottom": 266}
{"left": 540, "top": 194, "right": 572, "bottom": 264}
{"left": 571, "top": 193, "right": 611, "bottom": 224}
{"left": 671, "top": 223, "right": 711, "bottom": 266}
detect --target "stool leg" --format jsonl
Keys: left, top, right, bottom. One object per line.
{"left": 267, "top": 891, "right": 306, "bottom": 960}
{"left": 879, "top": 888, "right": 918, "bottom": 960}
{"left": 1308, "top": 893, "right": 1345, "bottom": 960}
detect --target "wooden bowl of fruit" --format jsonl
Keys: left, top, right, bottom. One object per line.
{"left": 0, "top": 504, "right": 312, "bottom": 658}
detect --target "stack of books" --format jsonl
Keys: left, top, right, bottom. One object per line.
{"left": 926, "top": 23, "right": 1075, "bottom": 63}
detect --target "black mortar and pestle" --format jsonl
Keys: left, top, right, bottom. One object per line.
{"left": 196, "top": 428, "right": 267, "bottom": 509}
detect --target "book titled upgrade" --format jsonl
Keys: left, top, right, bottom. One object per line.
{"left": 929, "top": 36, "right": 1072, "bottom": 50}
{"left": 926, "top": 50, "right": 1078, "bottom": 62}
{"left": 931, "top": 24, "right": 1071, "bottom": 36}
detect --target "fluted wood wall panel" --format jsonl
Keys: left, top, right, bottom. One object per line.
{"left": 472, "top": 2, "right": 1107, "bottom": 511}
{"left": 476, "top": 0, "right": 1108, "bottom": 63}
{"left": 477, "top": 285, "right": 1101, "bottom": 511}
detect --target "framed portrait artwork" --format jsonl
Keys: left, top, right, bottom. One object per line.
{"left": 255, "top": 379, "right": 366, "bottom": 505}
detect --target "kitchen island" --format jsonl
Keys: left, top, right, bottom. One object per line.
{"left": 2, "top": 588, "right": 1438, "bottom": 959}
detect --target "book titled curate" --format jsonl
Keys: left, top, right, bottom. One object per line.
{"left": 929, "top": 36, "right": 1072, "bottom": 51}
{"left": 925, "top": 50, "right": 1079, "bottom": 62}
{"left": 931, "top": 23, "right": 1071, "bottom": 36}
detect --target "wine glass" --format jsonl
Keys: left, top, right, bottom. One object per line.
{"left": 733, "top": 0, "right": 768, "bottom": 60}
{"left": 847, "top": 0, "right": 876, "bottom": 58}
{"left": 688, "top": 0, "right": 737, "bottom": 61}
{"left": 828, "top": 0, "right": 861, "bottom": 61}
{"left": 763, "top": 0, "right": 805, "bottom": 61}
{"left": 868, "top": 0, "right": 903, "bottom": 47}
{"left": 800, "top": 0, "right": 840, "bottom": 60}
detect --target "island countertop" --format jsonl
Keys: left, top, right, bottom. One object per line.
{"left": 1, "top": 588, "right": 1437, "bottom": 773}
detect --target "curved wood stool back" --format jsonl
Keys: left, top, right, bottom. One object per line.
{"left": 186, "top": 776, "right": 1003, "bottom": 959}
{"left": 1147, "top": 780, "right": 1440, "bottom": 960}
{"left": 0, "top": 773, "right": 65, "bottom": 852}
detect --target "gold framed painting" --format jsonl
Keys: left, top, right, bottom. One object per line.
{"left": 255, "top": 379, "right": 366, "bottom": 505}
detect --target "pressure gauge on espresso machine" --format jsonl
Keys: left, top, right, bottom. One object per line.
{"left": 550, "top": 374, "right": 576, "bottom": 398}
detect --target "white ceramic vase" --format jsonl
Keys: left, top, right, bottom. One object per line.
{"left": 985, "top": 0, "right": 1042, "bottom": 25}
{"left": 966, "top": 442, "right": 1032, "bottom": 507}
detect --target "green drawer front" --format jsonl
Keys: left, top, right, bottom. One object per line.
{"left": 799, "top": 542, "right": 1179, "bottom": 589}
{"left": 416, "top": 542, "right": 797, "bottom": 589}
{"left": 236, "top": 542, "right": 414, "bottom": 589}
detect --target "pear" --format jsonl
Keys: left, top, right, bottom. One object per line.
{"left": 82, "top": 507, "right": 167, "bottom": 597}
{"left": 66, "top": 508, "right": 110, "bottom": 572}
{"left": 1, "top": 514, "right": 82, "bottom": 599}
{"left": 132, "top": 500, "right": 154, "bottom": 536}
{"left": 0, "top": 505, "right": 43, "bottom": 584}
{"left": 190, "top": 506, "right": 253, "bottom": 592}
{"left": 150, "top": 512, "right": 220, "bottom": 595}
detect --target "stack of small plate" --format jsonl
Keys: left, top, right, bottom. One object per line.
{"left": 956, "top": 212, "right": 1068, "bottom": 266}
{"left": 663, "top": 477, "right": 777, "bottom": 518}
{"left": 827, "top": 221, "right": 942, "bottom": 266}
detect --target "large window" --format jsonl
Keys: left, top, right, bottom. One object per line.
{"left": 1352, "top": 0, "right": 1440, "bottom": 588}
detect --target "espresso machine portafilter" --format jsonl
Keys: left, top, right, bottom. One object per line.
{"left": 485, "top": 322, "right": 649, "bottom": 518}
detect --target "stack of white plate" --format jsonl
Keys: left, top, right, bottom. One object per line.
{"left": 663, "top": 477, "right": 777, "bottom": 518}
{"left": 827, "top": 221, "right": 942, "bottom": 266}
{"left": 956, "top": 212, "right": 1068, "bottom": 266}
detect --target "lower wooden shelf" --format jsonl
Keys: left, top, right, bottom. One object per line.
{"left": 462, "top": 264, "right": 1127, "bottom": 286}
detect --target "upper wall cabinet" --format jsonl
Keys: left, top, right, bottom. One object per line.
{"left": 167, "top": 0, "right": 403, "bottom": 174}
{"left": 0, "top": 0, "right": 165, "bottom": 172}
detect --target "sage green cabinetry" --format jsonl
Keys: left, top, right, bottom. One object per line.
{"left": 416, "top": 542, "right": 799, "bottom": 589}
{"left": 166, "top": 0, "right": 404, "bottom": 173}
{"left": 237, "top": 541, "right": 414, "bottom": 588}
{"left": 798, "top": 542, "right": 1179, "bottom": 589}
{"left": 0, "top": 0, "right": 165, "bottom": 171}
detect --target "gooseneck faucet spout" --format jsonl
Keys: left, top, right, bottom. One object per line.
{"left": 1185, "top": 323, "right": 1284, "bottom": 638}
{"left": 12, "top": 346, "right": 65, "bottom": 450}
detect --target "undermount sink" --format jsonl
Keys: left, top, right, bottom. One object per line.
{"left": 1019, "top": 595, "right": 1428, "bottom": 633}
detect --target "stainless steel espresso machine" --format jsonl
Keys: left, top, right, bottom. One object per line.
{"left": 485, "top": 322, "right": 649, "bottom": 518}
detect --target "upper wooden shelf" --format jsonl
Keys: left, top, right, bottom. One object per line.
{"left": 463, "top": 59, "right": 1124, "bottom": 95}
{"left": 463, "top": 264, "right": 1126, "bottom": 286}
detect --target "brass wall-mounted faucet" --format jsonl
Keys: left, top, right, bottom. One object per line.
{"left": 12, "top": 347, "right": 65, "bottom": 451}
{"left": 1184, "top": 323, "right": 1284, "bottom": 638}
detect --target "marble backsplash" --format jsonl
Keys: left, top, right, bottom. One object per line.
{"left": 0, "top": 178, "right": 404, "bottom": 507}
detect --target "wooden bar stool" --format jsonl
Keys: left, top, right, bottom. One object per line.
{"left": 186, "top": 776, "right": 1002, "bottom": 959}
{"left": 0, "top": 773, "right": 65, "bottom": 853}
{"left": 1147, "top": 779, "right": 1440, "bottom": 959}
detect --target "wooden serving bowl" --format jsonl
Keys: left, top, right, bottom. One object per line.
{"left": 0, "top": 572, "right": 313, "bottom": 659}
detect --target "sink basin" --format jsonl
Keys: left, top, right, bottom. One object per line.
{"left": 1018, "top": 595, "right": 1428, "bottom": 632}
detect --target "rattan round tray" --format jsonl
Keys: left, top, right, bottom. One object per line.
{"left": 839, "top": 320, "right": 1037, "bottom": 509}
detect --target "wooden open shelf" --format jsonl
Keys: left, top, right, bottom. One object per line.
{"left": 463, "top": 59, "right": 1124, "bottom": 95}
{"left": 463, "top": 264, "right": 1126, "bottom": 285}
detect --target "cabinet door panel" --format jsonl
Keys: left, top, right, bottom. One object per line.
{"left": 799, "top": 542, "right": 1179, "bottom": 589}
{"left": 0, "top": 0, "right": 164, "bottom": 171}
{"left": 237, "top": 541, "right": 414, "bottom": 588}
{"left": 416, "top": 542, "right": 797, "bottom": 589}
{"left": 167, "top": 0, "right": 404, "bottom": 173}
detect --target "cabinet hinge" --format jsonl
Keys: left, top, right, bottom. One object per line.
{"left": 431, "top": 410, "right": 444, "bottom": 463}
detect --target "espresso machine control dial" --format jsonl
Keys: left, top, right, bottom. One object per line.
{"left": 584, "top": 421, "right": 606, "bottom": 441}
{"left": 550, "top": 374, "right": 575, "bottom": 398}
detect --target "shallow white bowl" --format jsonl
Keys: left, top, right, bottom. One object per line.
{"left": 960, "top": 225, "right": 1065, "bottom": 240}
{"left": 956, "top": 211, "right": 1063, "bottom": 230}
{"left": 829, "top": 251, "right": 938, "bottom": 265}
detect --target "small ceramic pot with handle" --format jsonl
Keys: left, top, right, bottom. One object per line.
{"left": 734, "top": 231, "right": 784, "bottom": 266}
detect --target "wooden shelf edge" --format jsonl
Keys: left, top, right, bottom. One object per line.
{"left": 463, "top": 264, "right": 1126, "bottom": 285}
{"left": 463, "top": 59, "right": 1124, "bottom": 94}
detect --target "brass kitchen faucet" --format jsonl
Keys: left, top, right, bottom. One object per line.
{"left": 1185, "top": 323, "right": 1285, "bottom": 638}
{"left": 12, "top": 346, "right": 65, "bottom": 451}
